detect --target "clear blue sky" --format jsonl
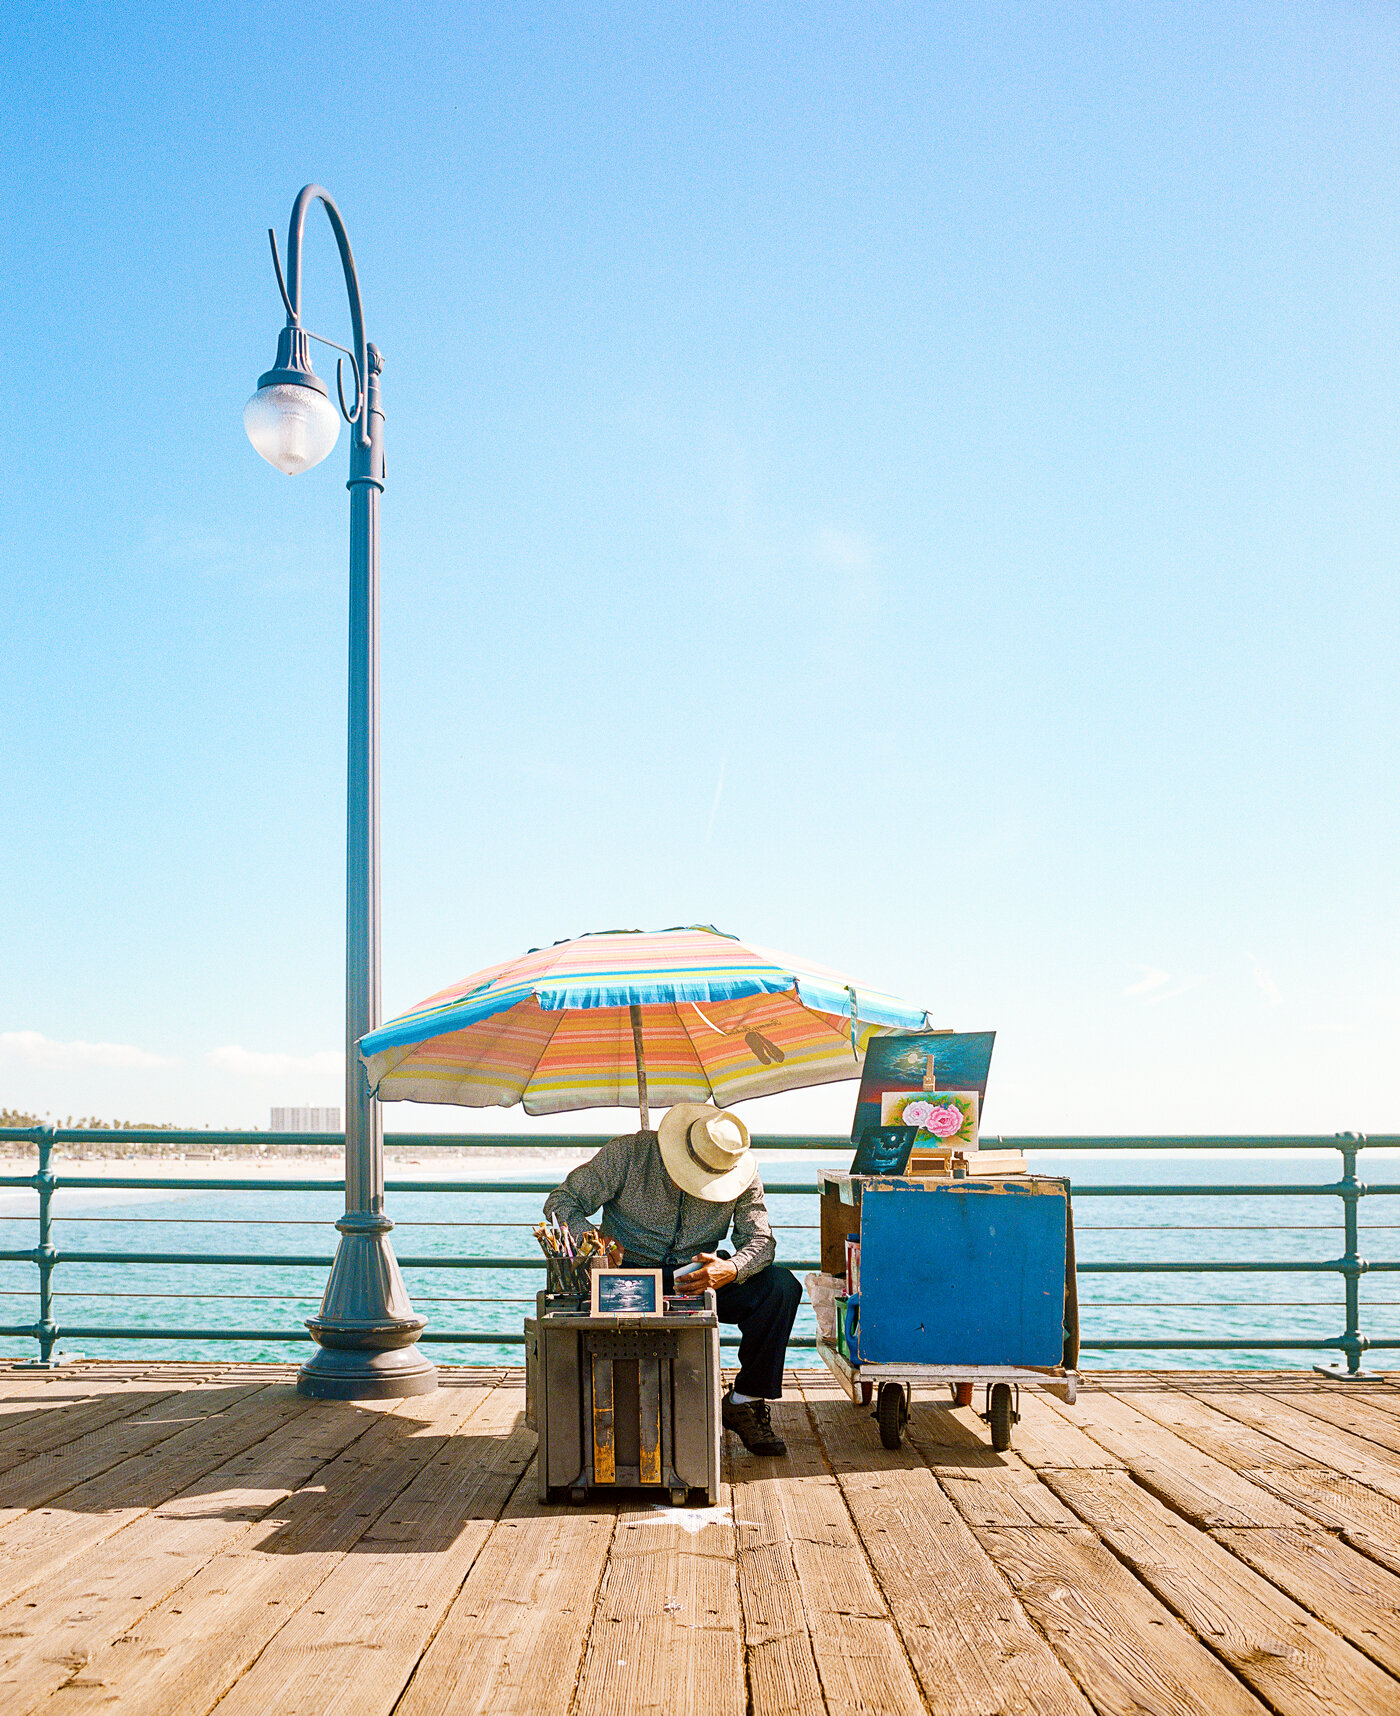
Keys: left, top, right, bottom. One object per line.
{"left": 2, "top": 3, "right": 1396, "bottom": 1135}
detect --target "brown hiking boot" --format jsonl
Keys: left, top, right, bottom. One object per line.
{"left": 722, "top": 1387, "right": 786, "bottom": 1455}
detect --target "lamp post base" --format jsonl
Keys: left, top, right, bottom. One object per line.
{"left": 297, "top": 1215, "right": 438, "bottom": 1400}
{"left": 298, "top": 1340, "right": 439, "bottom": 1399}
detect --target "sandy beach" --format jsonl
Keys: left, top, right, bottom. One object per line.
{"left": 0, "top": 1147, "right": 845, "bottom": 1184}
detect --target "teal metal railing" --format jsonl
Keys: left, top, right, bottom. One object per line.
{"left": 0, "top": 1128, "right": 1395, "bottom": 1371}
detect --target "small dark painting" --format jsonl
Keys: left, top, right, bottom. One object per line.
{"left": 850, "top": 1125, "right": 919, "bottom": 1177}
{"left": 851, "top": 1031, "right": 996, "bottom": 1147}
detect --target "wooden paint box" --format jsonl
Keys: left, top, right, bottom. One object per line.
{"left": 525, "top": 1292, "right": 722, "bottom": 1505}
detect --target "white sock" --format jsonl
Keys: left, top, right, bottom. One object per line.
{"left": 729, "top": 1390, "right": 759, "bottom": 1405}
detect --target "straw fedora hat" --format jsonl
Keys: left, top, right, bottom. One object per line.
{"left": 657, "top": 1103, "right": 756, "bottom": 1202}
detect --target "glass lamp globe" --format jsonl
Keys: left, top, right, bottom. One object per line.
{"left": 244, "top": 381, "right": 341, "bottom": 475}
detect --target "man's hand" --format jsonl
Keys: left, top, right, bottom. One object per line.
{"left": 673, "top": 1252, "right": 737, "bottom": 1295}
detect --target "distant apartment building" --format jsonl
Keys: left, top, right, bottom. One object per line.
{"left": 270, "top": 1107, "right": 341, "bottom": 1133}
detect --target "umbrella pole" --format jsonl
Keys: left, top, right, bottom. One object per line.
{"left": 629, "top": 1003, "right": 651, "bottom": 1132}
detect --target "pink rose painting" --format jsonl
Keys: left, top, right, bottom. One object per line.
{"left": 924, "top": 1103, "right": 963, "bottom": 1139}
{"left": 880, "top": 1088, "right": 979, "bottom": 1147}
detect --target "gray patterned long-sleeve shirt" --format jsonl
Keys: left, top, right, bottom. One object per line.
{"left": 543, "top": 1130, "right": 775, "bottom": 1284}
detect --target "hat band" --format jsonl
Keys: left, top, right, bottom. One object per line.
{"left": 685, "top": 1134, "right": 723, "bottom": 1176}
{"left": 685, "top": 1124, "right": 743, "bottom": 1177}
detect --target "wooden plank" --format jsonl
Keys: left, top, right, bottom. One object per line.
{"left": 1030, "top": 1389, "right": 1400, "bottom": 1680}
{"left": 1212, "top": 1526, "right": 1400, "bottom": 1681}
{"left": 974, "top": 1524, "right": 1271, "bottom": 1716}
{"left": 1252, "top": 1384, "right": 1400, "bottom": 1460}
{"left": 0, "top": 1381, "right": 190, "bottom": 1474}
{"left": 0, "top": 1381, "right": 304, "bottom": 1606}
{"left": 0, "top": 1395, "right": 402, "bottom": 1716}
{"left": 1004, "top": 1387, "right": 1127, "bottom": 1470}
{"left": 34, "top": 1383, "right": 488, "bottom": 1716}
{"left": 905, "top": 1400, "right": 1084, "bottom": 1529}
{"left": 801, "top": 1384, "right": 1094, "bottom": 1716}
{"left": 1249, "top": 1468, "right": 1400, "bottom": 1581}
{"left": 1179, "top": 1385, "right": 1400, "bottom": 1504}
{"left": 0, "top": 1391, "right": 102, "bottom": 1454}
{"left": 730, "top": 1394, "right": 922, "bottom": 1716}
{"left": 0, "top": 1380, "right": 268, "bottom": 1522}
{"left": 904, "top": 1393, "right": 1271, "bottom": 1714}
{"left": 638, "top": 1360, "right": 661, "bottom": 1487}
{"left": 207, "top": 1384, "right": 530, "bottom": 1716}
{"left": 1119, "top": 1383, "right": 1332, "bottom": 1471}
{"left": 1040, "top": 1465, "right": 1400, "bottom": 1716}
{"left": 1113, "top": 1384, "right": 1400, "bottom": 1580}
{"left": 592, "top": 1355, "right": 615, "bottom": 1485}
{"left": 394, "top": 1466, "right": 617, "bottom": 1716}
{"left": 572, "top": 1477, "right": 743, "bottom": 1716}
{"left": 1070, "top": 1389, "right": 1312, "bottom": 1527}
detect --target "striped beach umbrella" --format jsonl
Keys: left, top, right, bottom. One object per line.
{"left": 359, "top": 925, "right": 931, "bottom": 1120}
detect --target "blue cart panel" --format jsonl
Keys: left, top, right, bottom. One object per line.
{"left": 857, "top": 1178, "right": 1067, "bottom": 1367}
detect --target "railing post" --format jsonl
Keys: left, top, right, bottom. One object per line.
{"left": 1335, "top": 1132, "right": 1367, "bottom": 1376}
{"left": 32, "top": 1126, "right": 57, "bottom": 1364}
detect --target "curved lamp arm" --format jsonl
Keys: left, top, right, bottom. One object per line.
{"left": 274, "top": 184, "right": 372, "bottom": 449}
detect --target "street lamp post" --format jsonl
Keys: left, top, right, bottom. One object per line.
{"left": 245, "top": 185, "right": 437, "bottom": 1400}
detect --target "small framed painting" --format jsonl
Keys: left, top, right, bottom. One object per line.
{"left": 850, "top": 1125, "right": 919, "bottom": 1177}
{"left": 590, "top": 1268, "right": 665, "bottom": 1318}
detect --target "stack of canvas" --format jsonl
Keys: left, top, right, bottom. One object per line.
{"left": 904, "top": 1146, "right": 1028, "bottom": 1177}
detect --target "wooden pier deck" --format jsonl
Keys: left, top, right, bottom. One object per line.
{"left": 0, "top": 1363, "right": 1398, "bottom": 1714}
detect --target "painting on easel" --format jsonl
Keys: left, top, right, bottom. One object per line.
{"left": 850, "top": 1031, "right": 996, "bottom": 1150}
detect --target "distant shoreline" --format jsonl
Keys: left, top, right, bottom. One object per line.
{"left": 0, "top": 1145, "right": 601, "bottom": 1177}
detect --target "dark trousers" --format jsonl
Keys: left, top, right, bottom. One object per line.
{"left": 662, "top": 1263, "right": 803, "bottom": 1399}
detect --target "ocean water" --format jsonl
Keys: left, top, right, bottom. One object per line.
{"left": 0, "top": 1151, "right": 1395, "bottom": 1371}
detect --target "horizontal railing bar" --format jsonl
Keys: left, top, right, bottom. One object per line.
{"left": 4, "top": 1252, "right": 1392, "bottom": 1275}
{"left": 1079, "top": 1260, "right": 1358, "bottom": 1273}
{"left": 1, "top": 1174, "right": 1383, "bottom": 1200}
{"left": 1078, "top": 1338, "right": 1354, "bottom": 1349}
{"left": 1, "top": 1324, "right": 818, "bottom": 1348}
{"left": 0, "top": 1177, "right": 1378, "bottom": 1201}
{"left": 3, "top": 1290, "right": 1393, "bottom": 1310}
{"left": 1069, "top": 1185, "right": 1350, "bottom": 1198}
{"left": 0, "top": 1252, "right": 828, "bottom": 1271}
{"left": 0, "top": 1177, "right": 826, "bottom": 1196}
{"left": 3, "top": 1322, "right": 1375, "bottom": 1353}
{"left": 24, "top": 1293, "right": 541, "bottom": 1305}
{"left": 29, "top": 1216, "right": 547, "bottom": 1227}
{"left": 16, "top": 1215, "right": 823, "bottom": 1231}
{"left": 7, "top": 1213, "right": 1383, "bottom": 1232}
{"left": 0, "top": 1289, "right": 1381, "bottom": 1311}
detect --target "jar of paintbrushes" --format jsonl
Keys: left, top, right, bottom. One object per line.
{"left": 533, "top": 1218, "right": 623, "bottom": 1300}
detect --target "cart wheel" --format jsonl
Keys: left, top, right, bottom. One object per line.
{"left": 669, "top": 1486, "right": 688, "bottom": 1506}
{"left": 989, "top": 1383, "right": 1013, "bottom": 1452}
{"left": 877, "top": 1383, "right": 908, "bottom": 1450}
{"left": 953, "top": 1382, "right": 974, "bottom": 1408}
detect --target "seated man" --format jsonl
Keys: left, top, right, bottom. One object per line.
{"left": 544, "top": 1102, "right": 802, "bottom": 1456}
